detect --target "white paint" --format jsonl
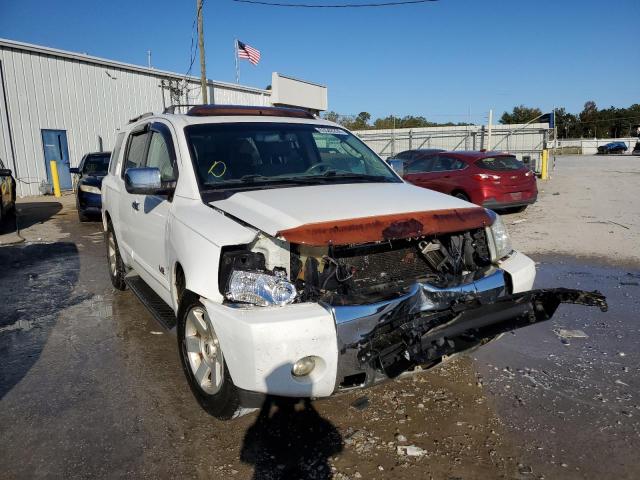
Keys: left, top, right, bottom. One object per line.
{"left": 211, "top": 182, "right": 477, "bottom": 236}
{"left": 202, "top": 299, "right": 338, "bottom": 397}
{"left": 498, "top": 251, "right": 536, "bottom": 293}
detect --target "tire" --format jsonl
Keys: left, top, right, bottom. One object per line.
{"left": 178, "top": 298, "right": 240, "bottom": 420}
{"left": 453, "top": 191, "right": 470, "bottom": 202}
{"left": 78, "top": 210, "right": 89, "bottom": 222}
{"left": 106, "top": 224, "right": 127, "bottom": 291}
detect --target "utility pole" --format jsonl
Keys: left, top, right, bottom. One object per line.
{"left": 147, "top": 50, "right": 152, "bottom": 69}
{"left": 197, "top": 0, "right": 208, "bottom": 104}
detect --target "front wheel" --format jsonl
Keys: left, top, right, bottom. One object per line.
{"left": 178, "top": 299, "right": 240, "bottom": 420}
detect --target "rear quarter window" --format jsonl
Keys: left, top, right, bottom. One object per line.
{"left": 476, "top": 156, "right": 524, "bottom": 171}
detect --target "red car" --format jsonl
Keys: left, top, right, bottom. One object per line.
{"left": 401, "top": 150, "right": 537, "bottom": 211}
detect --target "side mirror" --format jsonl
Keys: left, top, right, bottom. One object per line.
{"left": 0, "top": 168, "right": 11, "bottom": 176}
{"left": 69, "top": 167, "right": 80, "bottom": 175}
{"left": 124, "top": 167, "right": 174, "bottom": 195}
{"left": 388, "top": 159, "right": 405, "bottom": 177}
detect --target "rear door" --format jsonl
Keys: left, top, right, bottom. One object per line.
{"left": 404, "top": 156, "right": 439, "bottom": 189}
{"left": 434, "top": 156, "right": 469, "bottom": 193}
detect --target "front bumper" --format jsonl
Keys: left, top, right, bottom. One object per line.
{"left": 202, "top": 251, "right": 605, "bottom": 403}
{"left": 78, "top": 191, "right": 102, "bottom": 211}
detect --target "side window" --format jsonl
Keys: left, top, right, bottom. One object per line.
{"left": 431, "top": 156, "right": 456, "bottom": 172}
{"left": 122, "top": 130, "right": 149, "bottom": 177}
{"left": 451, "top": 159, "right": 466, "bottom": 170}
{"left": 406, "top": 157, "right": 432, "bottom": 173}
{"left": 146, "top": 131, "right": 177, "bottom": 182}
{"left": 109, "top": 132, "right": 125, "bottom": 175}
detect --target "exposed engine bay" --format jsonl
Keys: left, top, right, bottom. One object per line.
{"left": 290, "top": 228, "right": 492, "bottom": 304}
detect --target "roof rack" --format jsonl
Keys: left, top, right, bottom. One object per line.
{"left": 128, "top": 112, "right": 153, "bottom": 124}
{"left": 184, "top": 105, "right": 315, "bottom": 119}
{"left": 163, "top": 104, "right": 199, "bottom": 114}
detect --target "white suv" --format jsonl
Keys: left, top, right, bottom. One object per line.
{"left": 101, "top": 105, "right": 606, "bottom": 419}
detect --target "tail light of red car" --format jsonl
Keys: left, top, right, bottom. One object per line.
{"left": 473, "top": 173, "right": 501, "bottom": 182}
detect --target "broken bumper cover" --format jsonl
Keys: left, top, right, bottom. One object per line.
{"left": 332, "top": 278, "right": 607, "bottom": 389}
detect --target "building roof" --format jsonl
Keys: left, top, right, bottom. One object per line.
{"left": 0, "top": 37, "right": 271, "bottom": 96}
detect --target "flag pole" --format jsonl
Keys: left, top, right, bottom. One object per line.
{"left": 234, "top": 39, "right": 239, "bottom": 84}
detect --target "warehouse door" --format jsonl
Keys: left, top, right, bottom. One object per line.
{"left": 41, "top": 129, "right": 71, "bottom": 190}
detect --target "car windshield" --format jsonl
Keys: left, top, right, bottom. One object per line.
{"left": 476, "top": 156, "right": 524, "bottom": 171}
{"left": 83, "top": 154, "right": 110, "bottom": 175}
{"left": 184, "top": 122, "right": 400, "bottom": 190}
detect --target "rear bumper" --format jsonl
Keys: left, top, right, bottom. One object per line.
{"left": 482, "top": 194, "right": 537, "bottom": 210}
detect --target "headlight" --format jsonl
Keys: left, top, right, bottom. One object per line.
{"left": 79, "top": 184, "right": 101, "bottom": 194}
{"left": 226, "top": 270, "right": 297, "bottom": 307}
{"left": 486, "top": 210, "right": 513, "bottom": 261}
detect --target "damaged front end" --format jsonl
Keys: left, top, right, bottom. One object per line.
{"left": 216, "top": 206, "right": 607, "bottom": 394}
{"left": 332, "top": 286, "right": 607, "bottom": 389}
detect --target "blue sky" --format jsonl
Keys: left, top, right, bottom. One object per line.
{"left": 1, "top": 0, "right": 638, "bottom": 122}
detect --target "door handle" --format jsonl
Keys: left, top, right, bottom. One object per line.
{"left": 132, "top": 200, "right": 140, "bottom": 211}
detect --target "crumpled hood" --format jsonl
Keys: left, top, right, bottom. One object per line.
{"left": 210, "top": 183, "right": 489, "bottom": 244}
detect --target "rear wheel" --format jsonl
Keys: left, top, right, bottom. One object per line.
{"left": 78, "top": 210, "right": 89, "bottom": 222}
{"left": 453, "top": 191, "right": 470, "bottom": 202}
{"left": 106, "top": 224, "right": 127, "bottom": 290}
{"left": 178, "top": 299, "right": 240, "bottom": 420}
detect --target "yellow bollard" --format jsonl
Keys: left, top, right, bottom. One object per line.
{"left": 540, "top": 149, "right": 549, "bottom": 180}
{"left": 50, "top": 160, "right": 61, "bottom": 197}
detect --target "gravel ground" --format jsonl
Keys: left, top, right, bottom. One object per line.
{"left": 507, "top": 154, "right": 640, "bottom": 267}
{"left": 0, "top": 155, "right": 638, "bottom": 479}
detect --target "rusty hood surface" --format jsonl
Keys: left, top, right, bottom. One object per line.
{"left": 210, "top": 182, "right": 491, "bottom": 245}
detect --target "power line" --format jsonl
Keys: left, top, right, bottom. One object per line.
{"left": 232, "top": 0, "right": 437, "bottom": 7}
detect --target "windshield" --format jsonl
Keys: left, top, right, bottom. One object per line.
{"left": 184, "top": 122, "right": 400, "bottom": 190}
{"left": 83, "top": 154, "right": 110, "bottom": 175}
{"left": 476, "top": 156, "right": 524, "bottom": 171}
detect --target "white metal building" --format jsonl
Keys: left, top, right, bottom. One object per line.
{"left": 0, "top": 39, "right": 326, "bottom": 197}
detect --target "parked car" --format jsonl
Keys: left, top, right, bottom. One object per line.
{"left": 388, "top": 148, "right": 445, "bottom": 162}
{"left": 70, "top": 152, "right": 111, "bottom": 221}
{"left": 400, "top": 150, "right": 537, "bottom": 211}
{"left": 597, "top": 142, "right": 627, "bottom": 154}
{"left": 0, "top": 158, "right": 16, "bottom": 224}
{"left": 101, "top": 105, "right": 605, "bottom": 419}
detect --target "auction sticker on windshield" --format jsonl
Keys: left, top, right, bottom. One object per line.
{"left": 315, "top": 127, "right": 348, "bottom": 135}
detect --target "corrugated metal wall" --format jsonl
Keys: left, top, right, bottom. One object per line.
{"left": 0, "top": 41, "right": 271, "bottom": 196}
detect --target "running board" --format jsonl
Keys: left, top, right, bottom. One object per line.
{"left": 124, "top": 273, "right": 177, "bottom": 332}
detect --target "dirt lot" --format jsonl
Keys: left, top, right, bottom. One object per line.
{"left": 1, "top": 155, "right": 639, "bottom": 479}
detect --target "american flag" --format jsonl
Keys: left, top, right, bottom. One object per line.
{"left": 237, "top": 40, "right": 261, "bottom": 66}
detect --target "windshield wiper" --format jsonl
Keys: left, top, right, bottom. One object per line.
{"left": 307, "top": 171, "right": 398, "bottom": 183}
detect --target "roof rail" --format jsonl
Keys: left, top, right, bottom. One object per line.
{"left": 163, "top": 104, "right": 199, "bottom": 114}
{"left": 185, "top": 105, "right": 315, "bottom": 119}
{"left": 128, "top": 112, "right": 153, "bottom": 124}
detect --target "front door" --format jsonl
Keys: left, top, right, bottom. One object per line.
{"left": 131, "top": 124, "right": 178, "bottom": 301}
{"left": 41, "top": 130, "right": 72, "bottom": 190}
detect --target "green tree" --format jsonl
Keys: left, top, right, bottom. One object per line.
{"left": 344, "top": 112, "right": 371, "bottom": 130}
{"left": 499, "top": 105, "right": 543, "bottom": 124}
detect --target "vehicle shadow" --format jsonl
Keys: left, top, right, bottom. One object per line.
{"left": 0, "top": 242, "right": 86, "bottom": 400}
{"left": 240, "top": 368, "right": 343, "bottom": 480}
{"left": 14, "top": 201, "right": 63, "bottom": 230}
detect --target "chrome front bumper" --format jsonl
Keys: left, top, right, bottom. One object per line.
{"left": 329, "top": 268, "right": 507, "bottom": 389}
{"left": 326, "top": 268, "right": 607, "bottom": 391}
